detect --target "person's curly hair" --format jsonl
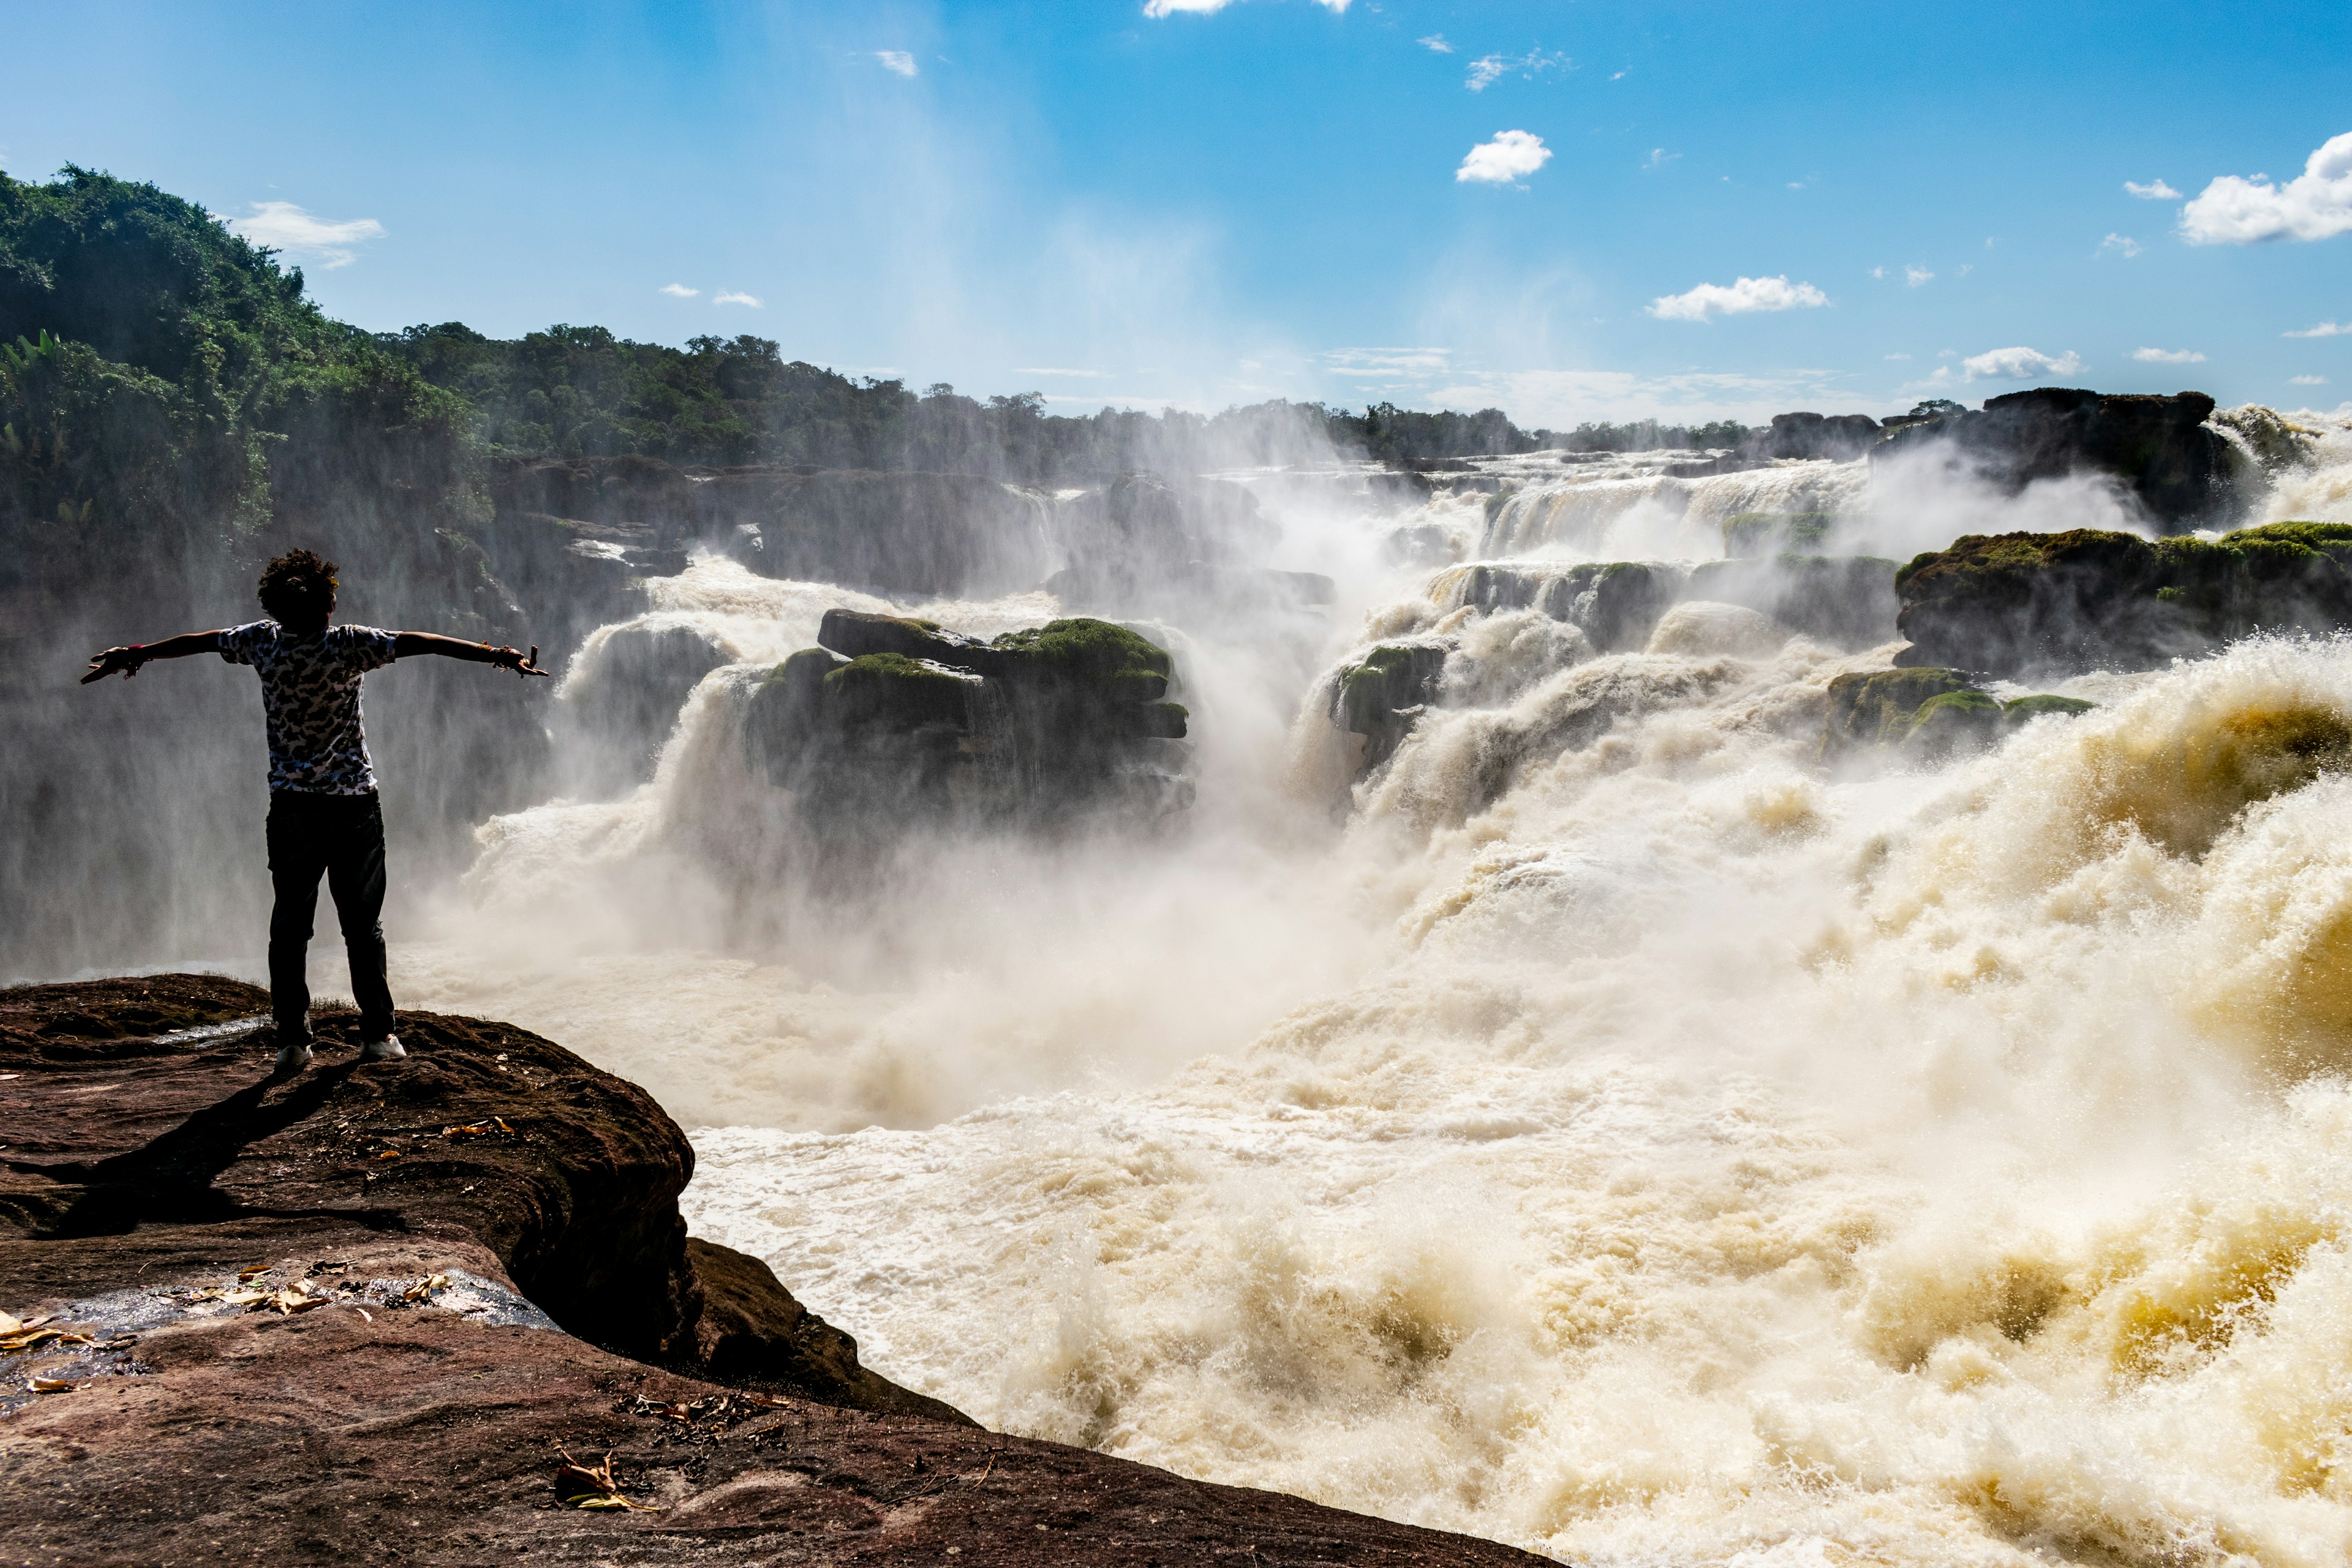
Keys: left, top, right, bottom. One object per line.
{"left": 257, "top": 549, "right": 339, "bottom": 628}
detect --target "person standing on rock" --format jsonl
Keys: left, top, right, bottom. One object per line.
{"left": 81, "top": 549, "right": 548, "bottom": 1074}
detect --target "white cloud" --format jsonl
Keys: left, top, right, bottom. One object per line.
{"left": 1962, "top": 345, "right": 2084, "bottom": 382}
{"left": 2291, "top": 374, "right": 2331, "bottom": 386}
{"left": 1868, "top": 265, "right": 1887, "bottom": 280}
{"left": 714, "top": 290, "right": 763, "bottom": 307}
{"left": 1643, "top": 147, "right": 1679, "bottom": 171}
{"left": 1905, "top": 265, "right": 1934, "bottom": 287}
{"left": 660, "top": 283, "right": 699, "bottom": 298}
{"left": 1646, "top": 275, "right": 1830, "bottom": 322}
{"left": 2180, "top": 131, "right": 2352, "bottom": 244}
{"left": 2124, "top": 179, "right": 2181, "bottom": 200}
{"left": 1012, "top": 367, "right": 1109, "bottom": 378}
{"left": 875, "top": 50, "right": 917, "bottom": 77}
{"left": 1457, "top": 130, "right": 1552, "bottom": 186}
{"left": 1466, "top": 50, "right": 1569, "bottom": 91}
{"left": 2286, "top": 320, "right": 2347, "bottom": 338}
{"left": 2132, "top": 347, "right": 2205, "bottom": 363}
{"left": 1418, "top": 34, "right": 1453, "bottom": 53}
{"left": 1886, "top": 353, "right": 1912, "bottom": 361}
{"left": 219, "top": 201, "right": 385, "bottom": 268}
{"left": 2098, "top": 233, "right": 2143, "bottom": 258}
{"left": 1325, "top": 347, "right": 1452, "bottom": 377}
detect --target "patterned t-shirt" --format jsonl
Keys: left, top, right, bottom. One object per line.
{"left": 218, "top": 621, "right": 401, "bottom": 794}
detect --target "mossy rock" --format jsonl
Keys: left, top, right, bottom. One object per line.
{"left": 1822, "top": 666, "right": 1981, "bottom": 756}
{"left": 822, "top": 652, "right": 977, "bottom": 731}
{"left": 817, "top": 609, "right": 971, "bottom": 663}
{"left": 2221, "top": 520, "right": 2352, "bottom": 567}
{"left": 1897, "top": 526, "right": 2352, "bottom": 676}
{"left": 747, "top": 610, "right": 1189, "bottom": 832}
{"left": 1339, "top": 644, "right": 1446, "bottom": 736}
{"left": 1903, "top": 690, "right": 2004, "bottom": 758}
{"left": 2001, "top": 693, "right": 2097, "bottom": 728}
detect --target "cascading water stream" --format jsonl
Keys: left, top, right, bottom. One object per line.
{"left": 394, "top": 406, "right": 2352, "bottom": 1567}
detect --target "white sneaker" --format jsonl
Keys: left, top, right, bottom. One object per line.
{"left": 359, "top": 1035, "right": 407, "bottom": 1062}
{"left": 273, "top": 1041, "right": 314, "bottom": 1074}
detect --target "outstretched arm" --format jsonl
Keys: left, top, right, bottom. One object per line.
{"left": 392, "top": 632, "right": 551, "bottom": 679}
{"left": 82, "top": 631, "right": 227, "bottom": 684}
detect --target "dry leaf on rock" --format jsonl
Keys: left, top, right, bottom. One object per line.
{"left": 402, "top": 1274, "right": 451, "bottom": 1303}
{"left": 554, "top": 1447, "right": 659, "bottom": 1511}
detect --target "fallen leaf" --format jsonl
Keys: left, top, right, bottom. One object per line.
{"left": 402, "top": 1274, "right": 452, "bottom": 1303}
{"left": 0, "top": 1327, "right": 90, "bottom": 1354}
{"left": 221, "top": 1289, "right": 274, "bottom": 1306}
{"left": 555, "top": 1447, "right": 660, "bottom": 1512}
{"left": 375, "top": 1149, "right": 401, "bottom": 1161}
{"left": 0, "top": 1310, "right": 20, "bottom": 1336}
{"left": 0, "top": 1072, "right": 19, "bottom": 1080}
{"left": 265, "top": 1288, "right": 326, "bottom": 1316}
{"left": 494, "top": 1118, "right": 515, "bottom": 1134}
{"left": 28, "top": 1377, "right": 79, "bottom": 1394}
{"left": 353, "top": 1307, "right": 373, "bottom": 1323}
{"left": 237, "top": 1262, "right": 273, "bottom": 1282}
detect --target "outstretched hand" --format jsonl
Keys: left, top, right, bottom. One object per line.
{"left": 81, "top": 646, "right": 144, "bottom": 684}
{"left": 492, "top": 644, "right": 551, "bottom": 679}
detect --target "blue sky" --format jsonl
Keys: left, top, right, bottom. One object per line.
{"left": 4, "top": 1, "right": 2348, "bottom": 428}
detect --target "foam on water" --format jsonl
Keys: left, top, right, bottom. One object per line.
{"left": 666, "top": 638, "right": 2352, "bottom": 1564}
{"left": 405, "top": 423, "right": 2352, "bottom": 1566}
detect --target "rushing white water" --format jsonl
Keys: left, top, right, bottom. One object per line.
{"left": 399, "top": 418, "right": 2352, "bottom": 1566}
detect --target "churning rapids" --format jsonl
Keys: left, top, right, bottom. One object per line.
{"left": 369, "top": 412, "right": 2352, "bottom": 1564}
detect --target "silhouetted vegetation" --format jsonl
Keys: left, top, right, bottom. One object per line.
{"left": 1550, "top": 418, "right": 1751, "bottom": 453}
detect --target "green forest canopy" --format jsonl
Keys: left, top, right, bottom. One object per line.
{"left": 1, "top": 165, "right": 1755, "bottom": 589}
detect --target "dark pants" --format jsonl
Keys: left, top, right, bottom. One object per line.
{"left": 266, "top": 790, "right": 396, "bottom": 1045}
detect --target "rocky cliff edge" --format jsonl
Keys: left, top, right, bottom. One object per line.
{"left": 0, "top": 974, "right": 1545, "bottom": 1567}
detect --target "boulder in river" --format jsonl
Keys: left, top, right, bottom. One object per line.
{"left": 1873, "top": 388, "right": 2241, "bottom": 529}
{"left": 1336, "top": 642, "right": 1449, "bottom": 771}
{"left": 745, "top": 611, "right": 1190, "bottom": 837}
{"left": 1821, "top": 666, "right": 2097, "bottom": 761}
{"left": 1894, "top": 521, "right": 2352, "bottom": 677}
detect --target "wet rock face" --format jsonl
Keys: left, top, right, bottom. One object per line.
{"left": 1874, "top": 388, "right": 2239, "bottom": 529}
{"left": 746, "top": 611, "right": 1191, "bottom": 837}
{"left": 1336, "top": 643, "right": 1449, "bottom": 771}
{"left": 1739, "top": 412, "right": 1882, "bottom": 462}
{"left": 1894, "top": 522, "right": 2352, "bottom": 677}
{"left": 1820, "top": 668, "right": 2096, "bottom": 761}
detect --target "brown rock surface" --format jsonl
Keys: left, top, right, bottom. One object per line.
{"left": 0, "top": 975, "right": 1553, "bottom": 1567}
